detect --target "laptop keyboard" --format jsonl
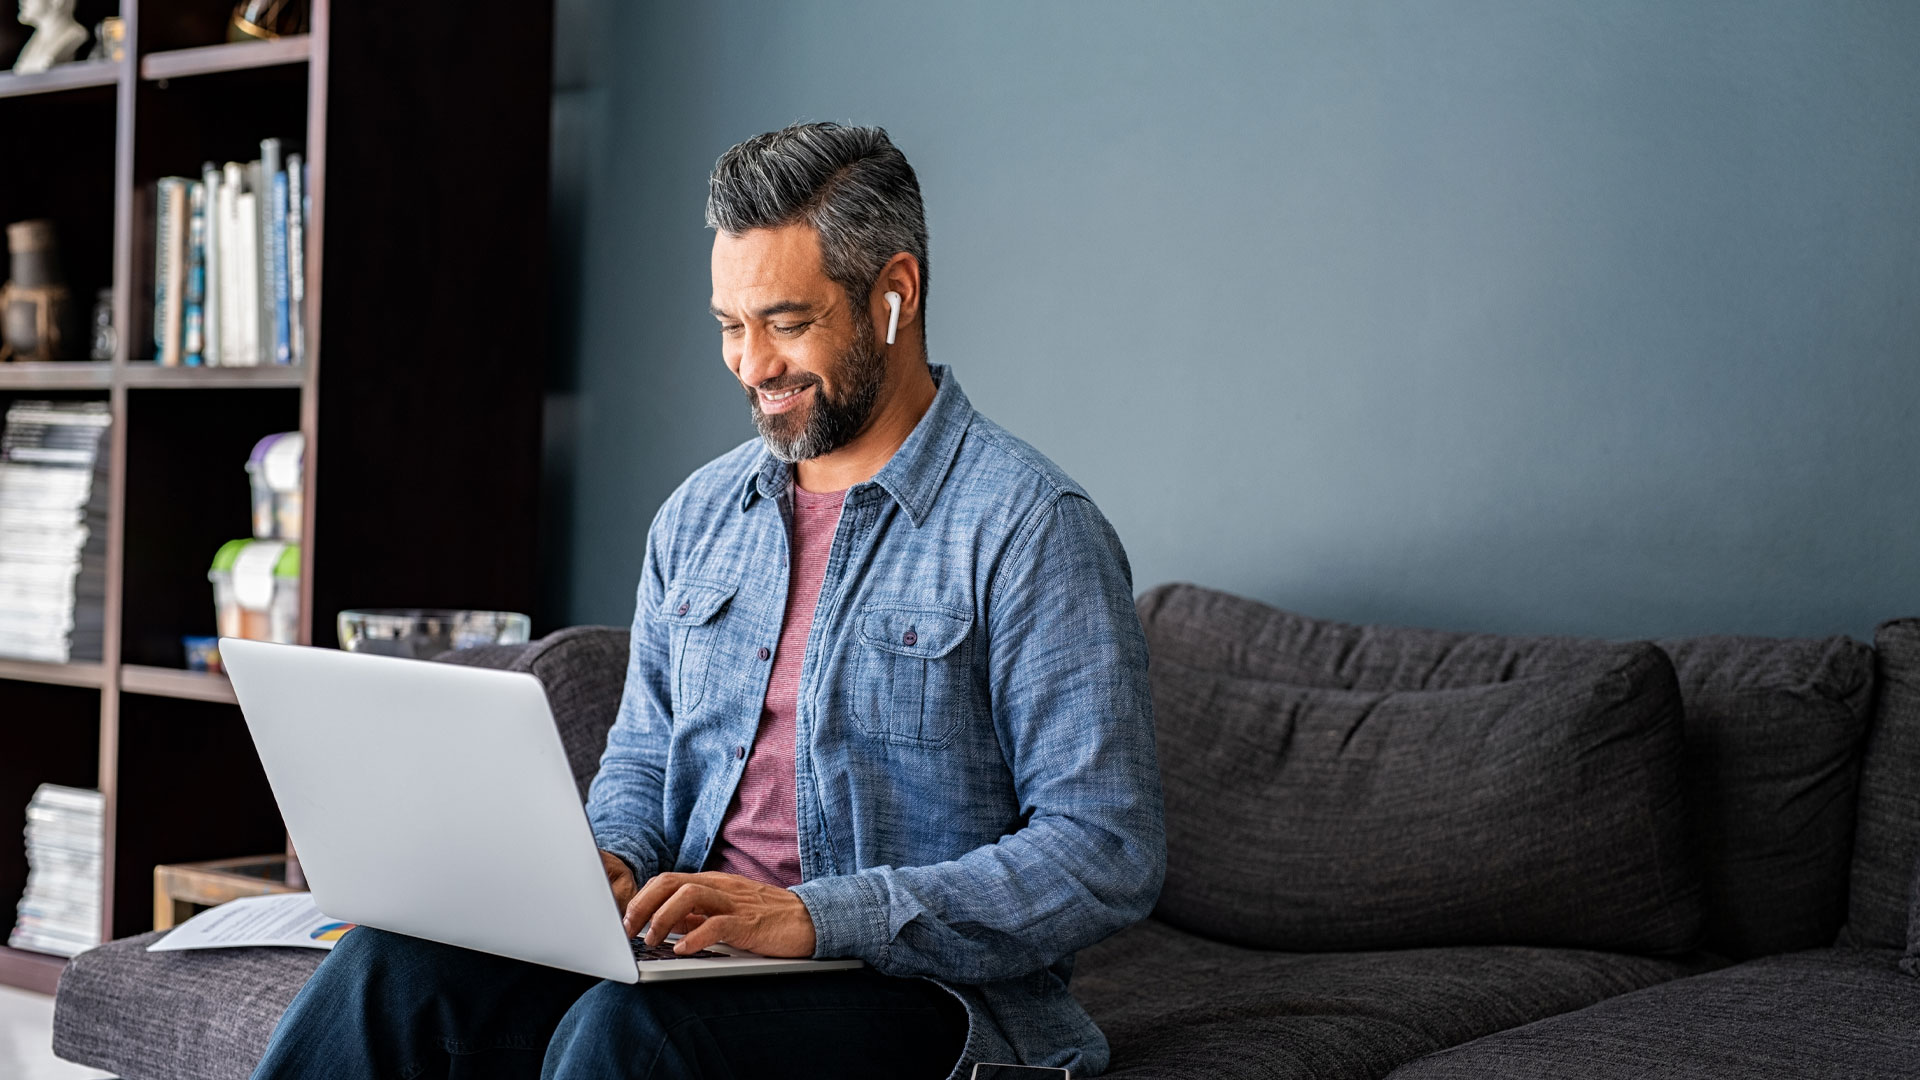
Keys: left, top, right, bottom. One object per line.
{"left": 630, "top": 938, "right": 724, "bottom": 962}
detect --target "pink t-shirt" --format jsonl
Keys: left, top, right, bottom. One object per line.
{"left": 706, "top": 482, "right": 846, "bottom": 887}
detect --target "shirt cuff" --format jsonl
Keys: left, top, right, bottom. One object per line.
{"left": 790, "top": 871, "right": 889, "bottom": 963}
{"left": 592, "top": 834, "right": 656, "bottom": 885}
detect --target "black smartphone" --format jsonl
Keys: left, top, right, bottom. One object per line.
{"left": 970, "top": 1066, "right": 1071, "bottom": 1080}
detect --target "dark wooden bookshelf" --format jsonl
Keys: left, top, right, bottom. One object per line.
{"left": 0, "top": 0, "right": 553, "bottom": 988}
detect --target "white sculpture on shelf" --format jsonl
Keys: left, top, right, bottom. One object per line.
{"left": 12, "top": 0, "right": 88, "bottom": 75}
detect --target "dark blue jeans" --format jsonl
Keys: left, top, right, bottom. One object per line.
{"left": 250, "top": 927, "right": 970, "bottom": 1079}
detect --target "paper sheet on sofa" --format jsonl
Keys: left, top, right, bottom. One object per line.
{"left": 146, "top": 892, "right": 356, "bottom": 952}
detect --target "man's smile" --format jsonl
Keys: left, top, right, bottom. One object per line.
{"left": 756, "top": 383, "right": 812, "bottom": 414}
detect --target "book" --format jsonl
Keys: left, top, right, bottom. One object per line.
{"left": 201, "top": 161, "right": 223, "bottom": 367}
{"left": 287, "top": 152, "right": 306, "bottom": 366}
{"left": 219, "top": 162, "right": 246, "bottom": 366}
{"left": 235, "top": 186, "right": 261, "bottom": 368}
{"left": 270, "top": 169, "right": 291, "bottom": 365}
{"left": 183, "top": 180, "right": 207, "bottom": 366}
{"left": 0, "top": 401, "right": 110, "bottom": 664}
{"left": 153, "top": 178, "right": 186, "bottom": 366}
{"left": 252, "top": 147, "right": 276, "bottom": 369}
{"left": 8, "top": 784, "right": 105, "bottom": 957}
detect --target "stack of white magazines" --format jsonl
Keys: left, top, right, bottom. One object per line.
{"left": 0, "top": 400, "right": 111, "bottom": 663}
{"left": 8, "top": 784, "right": 105, "bottom": 957}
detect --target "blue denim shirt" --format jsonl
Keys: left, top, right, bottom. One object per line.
{"left": 586, "top": 365, "right": 1164, "bottom": 1076}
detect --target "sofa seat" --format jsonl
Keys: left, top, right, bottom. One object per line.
{"left": 1387, "top": 947, "right": 1920, "bottom": 1079}
{"left": 1072, "top": 917, "right": 1717, "bottom": 1080}
{"left": 53, "top": 930, "right": 320, "bottom": 1080}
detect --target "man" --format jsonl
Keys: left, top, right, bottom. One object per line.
{"left": 251, "top": 122, "right": 1163, "bottom": 1080}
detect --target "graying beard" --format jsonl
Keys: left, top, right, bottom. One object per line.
{"left": 750, "top": 332, "right": 887, "bottom": 464}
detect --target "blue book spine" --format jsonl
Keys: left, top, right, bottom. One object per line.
{"left": 270, "top": 170, "right": 291, "bottom": 365}
{"left": 183, "top": 181, "right": 207, "bottom": 366}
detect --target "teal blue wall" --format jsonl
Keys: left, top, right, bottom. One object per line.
{"left": 545, "top": 1, "right": 1920, "bottom": 640}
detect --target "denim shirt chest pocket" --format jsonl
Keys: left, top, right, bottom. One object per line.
{"left": 853, "top": 604, "right": 974, "bottom": 748}
{"left": 659, "top": 578, "right": 737, "bottom": 716}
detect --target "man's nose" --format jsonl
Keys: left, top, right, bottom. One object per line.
{"left": 736, "top": 327, "right": 784, "bottom": 389}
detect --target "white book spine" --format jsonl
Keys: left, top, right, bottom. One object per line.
{"left": 220, "top": 163, "right": 245, "bottom": 366}
{"left": 235, "top": 190, "right": 260, "bottom": 368}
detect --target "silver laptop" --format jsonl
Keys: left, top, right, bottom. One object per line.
{"left": 220, "top": 637, "right": 862, "bottom": 983}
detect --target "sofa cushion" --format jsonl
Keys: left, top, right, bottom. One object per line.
{"left": 1387, "top": 947, "right": 1919, "bottom": 1080}
{"left": 1655, "top": 634, "right": 1874, "bottom": 958}
{"left": 1072, "top": 917, "right": 1717, "bottom": 1080}
{"left": 52, "top": 930, "right": 320, "bottom": 1080}
{"left": 1148, "top": 645, "right": 1700, "bottom": 954}
{"left": 1139, "top": 584, "right": 1873, "bottom": 959}
{"left": 434, "top": 625, "right": 629, "bottom": 798}
{"left": 1847, "top": 618, "right": 1920, "bottom": 950}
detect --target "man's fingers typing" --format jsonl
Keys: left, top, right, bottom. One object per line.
{"left": 644, "top": 883, "right": 728, "bottom": 947}
{"left": 673, "top": 914, "right": 738, "bottom": 954}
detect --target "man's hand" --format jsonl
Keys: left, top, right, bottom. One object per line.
{"left": 600, "top": 850, "right": 640, "bottom": 911}
{"left": 622, "top": 870, "right": 818, "bottom": 958}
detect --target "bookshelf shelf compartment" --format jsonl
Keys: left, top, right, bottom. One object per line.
{"left": 0, "top": 60, "right": 122, "bottom": 101}
{"left": 120, "top": 665, "right": 237, "bottom": 704}
{"left": 122, "top": 364, "right": 306, "bottom": 389}
{"left": 142, "top": 36, "right": 312, "bottom": 82}
{"left": 0, "top": 363, "right": 114, "bottom": 389}
{"left": 0, "top": 658, "right": 107, "bottom": 690}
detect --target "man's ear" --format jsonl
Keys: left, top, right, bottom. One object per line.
{"left": 871, "top": 252, "right": 923, "bottom": 334}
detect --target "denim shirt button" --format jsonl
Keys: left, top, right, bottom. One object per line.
{"left": 903, "top": 629, "right": 918, "bottom": 647}
{"left": 757, "top": 646, "right": 771, "bottom": 661}
{"left": 734, "top": 745, "right": 746, "bottom": 760}
{"left": 676, "top": 603, "right": 689, "bottom": 616}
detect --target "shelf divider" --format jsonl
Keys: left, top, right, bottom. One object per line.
{"left": 141, "top": 35, "right": 311, "bottom": 82}
{"left": 0, "top": 658, "right": 108, "bottom": 689}
{"left": 119, "top": 665, "right": 239, "bottom": 705}
{"left": 120, "top": 364, "right": 305, "bottom": 389}
{"left": 0, "top": 60, "right": 123, "bottom": 100}
{"left": 0, "top": 362, "right": 115, "bottom": 390}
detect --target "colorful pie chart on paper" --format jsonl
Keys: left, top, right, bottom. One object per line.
{"left": 310, "top": 922, "right": 356, "bottom": 942}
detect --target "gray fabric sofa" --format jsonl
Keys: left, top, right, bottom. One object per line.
{"left": 49, "top": 588, "right": 1920, "bottom": 1078}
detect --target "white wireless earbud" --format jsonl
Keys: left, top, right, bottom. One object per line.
{"left": 884, "top": 291, "right": 902, "bottom": 345}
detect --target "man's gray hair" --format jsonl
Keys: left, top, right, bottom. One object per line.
{"left": 706, "top": 122, "right": 930, "bottom": 319}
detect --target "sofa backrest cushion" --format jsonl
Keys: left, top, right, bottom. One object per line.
{"left": 1143, "top": 604, "right": 1702, "bottom": 952}
{"left": 1139, "top": 583, "right": 1872, "bottom": 959}
{"left": 1846, "top": 618, "right": 1920, "bottom": 950}
{"left": 434, "top": 626, "right": 631, "bottom": 799}
{"left": 1652, "top": 635, "right": 1874, "bottom": 958}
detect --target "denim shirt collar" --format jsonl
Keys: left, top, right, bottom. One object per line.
{"left": 737, "top": 363, "right": 972, "bottom": 527}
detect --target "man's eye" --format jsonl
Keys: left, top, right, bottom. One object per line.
{"left": 719, "top": 324, "right": 742, "bottom": 336}
{"left": 774, "top": 321, "right": 813, "bottom": 335}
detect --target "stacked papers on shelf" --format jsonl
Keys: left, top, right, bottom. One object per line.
{"left": 0, "top": 401, "right": 111, "bottom": 663}
{"left": 8, "top": 783, "right": 105, "bottom": 957}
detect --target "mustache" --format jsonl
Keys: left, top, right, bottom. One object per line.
{"left": 751, "top": 373, "right": 819, "bottom": 394}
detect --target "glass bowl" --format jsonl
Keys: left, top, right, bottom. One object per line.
{"left": 336, "top": 609, "right": 531, "bottom": 658}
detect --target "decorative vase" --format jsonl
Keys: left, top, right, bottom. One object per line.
{"left": 1, "top": 219, "right": 74, "bottom": 363}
